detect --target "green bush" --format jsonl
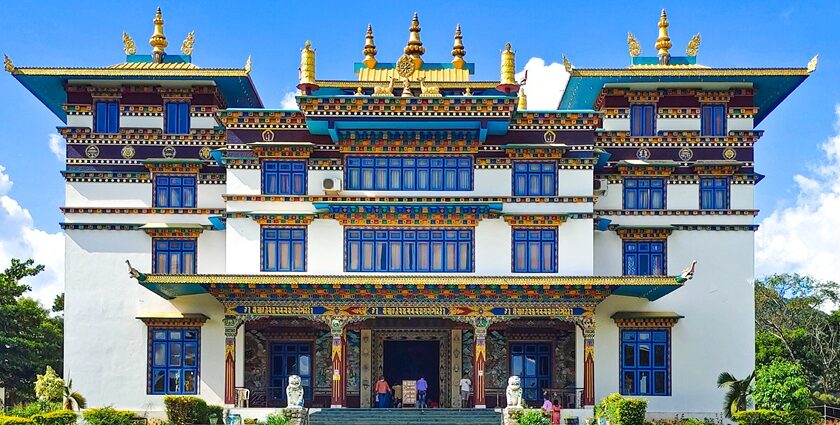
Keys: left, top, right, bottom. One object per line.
{"left": 30, "top": 410, "right": 77, "bottom": 425}
{"left": 732, "top": 409, "right": 821, "bottom": 425}
{"left": 82, "top": 407, "right": 135, "bottom": 425}
{"left": 517, "top": 410, "right": 549, "bottom": 425}
{"left": 4, "top": 404, "right": 62, "bottom": 419}
{"left": 0, "top": 417, "right": 35, "bottom": 425}
{"left": 813, "top": 391, "right": 840, "bottom": 407}
{"left": 595, "top": 393, "right": 647, "bottom": 425}
{"left": 163, "top": 396, "right": 207, "bottom": 425}
{"left": 265, "top": 412, "right": 290, "bottom": 425}
{"left": 753, "top": 360, "right": 811, "bottom": 411}
{"left": 205, "top": 405, "right": 224, "bottom": 425}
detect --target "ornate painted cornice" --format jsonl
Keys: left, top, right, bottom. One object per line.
{"left": 692, "top": 161, "right": 743, "bottom": 175}
{"left": 62, "top": 171, "right": 152, "bottom": 183}
{"left": 141, "top": 224, "right": 204, "bottom": 238}
{"left": 671, "top": 224, "right": 759, "bottom": 232}
{"left": 217, "top": 110, "right": 307, "bottom": 130}
{"left": 613, "top": 226, "right": 673, "bottom": 240}
{"left": 60, "top": 223, "right": 143, "bottom": 231}
{"left": 248, "top": 212, "right": 316, "bottom": 226}
{"left": 318, "top": 204, "right": 499, "bottom": 227}
{"left": 137, "top": 313, "right": 209, "bottom": 327}
{"left": 503, "top": 144, "right": 566, "bottom": 160}
{"left": 250, "top": 144, "right": 313, "bottom": 158}
{"left": 611, "top": 311, "right": 683, "bottom": 328}
{"left": 596, "top": 209, "right": 758, "bottom": 217}
{"left": 574, "top": 67, "right": 810, "bottom": 78}
{"left": 223, "top": 195, "right": 596, "bottom": 204}
{"left": 508, "top": 111, "right": 600, "bottom": 130}
{"left": 60, "top": 127, "right": 225, "bottom": 144}
{"left": 616, "top": 161, "right": 678, "bottom": 177}
{"left": 595, "top": 130, "right": 761, "bottom": 146}
{"left": 143, "top": 159, "right": 203, "bottom": 174}
{"left": 61, "top": 207, "right": 224, "bottom": 215}
{"left": 503, "top": 214, "right": 568, "bottom": 227}
{"left": 297, "top": 96, "right": 515, "bottom": 119}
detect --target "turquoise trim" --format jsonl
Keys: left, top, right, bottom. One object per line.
{"left": 305, "top": 118, "right": 510, "bottom": 142}
{"left": 612, "top": 284, "right": 679, "bottom": 301}
{"left": 140, "top": 282, "right": 208, "bottom": 300}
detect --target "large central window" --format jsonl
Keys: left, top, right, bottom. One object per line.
{"left": 620, "top": 329, "right": 670, "bottom": 396}
{"left": 623, "top": 178, "right": 665, "bottom": 210}
{"left": 345, "top": 156, "right": 473, "bottom": 191}
{"left": 148, "top": 328, "right": 199, "bottom": 395}
{"left": 345, "top": 229, "right": 473, "bottom": 272}
{"left": 512, "top": 162, "right": 557, "bottom": 196}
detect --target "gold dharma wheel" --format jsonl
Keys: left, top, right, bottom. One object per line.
{"left": 396, "top": 54, "right": 416, "bottom": 78}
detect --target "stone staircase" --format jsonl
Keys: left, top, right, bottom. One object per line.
{"left": 307, "top": 408, "right": 502, "bottom": 425}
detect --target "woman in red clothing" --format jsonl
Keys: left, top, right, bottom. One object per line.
{"left": 552, "top": 399, "right": 562, "bottom": 425}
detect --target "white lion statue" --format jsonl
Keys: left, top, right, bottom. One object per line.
{"left": 286, "top": 374, "right": 304, "bottom": 408}
{"left": 505, "top": 375, "right": 524, "bottom": 409}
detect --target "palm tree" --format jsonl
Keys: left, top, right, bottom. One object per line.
{"left": 62, "top": 379, "right": 87, "bottom": 411}
{"left": 717, "top": 371, "right": 754, "bottom": 419}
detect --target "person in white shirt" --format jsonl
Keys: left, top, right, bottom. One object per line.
{"left": 459, "top": 375, "right": 472, "bottom": 407}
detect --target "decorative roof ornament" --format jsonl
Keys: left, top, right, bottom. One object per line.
{"left": 244, "top": 55, "right": 252, "bottom": 74}
{"left": 517, "top": 70, "right": 528, "bottom": 110}
{"left": 807, "top": 54, "right": 819, "bottom": 73}
{"left": 362, "top": 24, "right": 378, "bottom": 69}
{"left": 500, "top": 43, "right": 516, "bottom": 84}
{"left": 562, "top": 55, "right": 572, "bottom": 73}
{"left": 3, "top": 54, "right": 13, "bottom": 73}
{"left": 655, "top": 9, "right": 672, "bottom": 65}
{"left": 297, "top": 40, "right": 318, "bottom": 94}
{"left": 404, "top": 12, "right": 425, "bottom": 68}
{"left": 685, "top": 33, "right": 701, "bottom": 57}
{"left": 451, "top": 24, "right": 466, "bottom": 69}
{"left": 123, "top": 32, "right": 137, "bottom": 55}
{"left": 181, "top": 31, "right": 195, "bottom": 56}
{"left": 627, "top": 32, "right": 642, "bottom": 57}
{"left": 149, "top": 7, "right": 168, "bottom": 63}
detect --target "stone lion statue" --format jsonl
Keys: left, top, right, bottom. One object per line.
{"left": 286, "top": 374, "right": 304, "bottom": 408}
{"left": 505, "top": 375, "right": 524, "bottom": 409}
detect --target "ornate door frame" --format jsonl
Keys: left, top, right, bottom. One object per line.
{"left": 371, "top": 329, "right": 452, "bottom": 407}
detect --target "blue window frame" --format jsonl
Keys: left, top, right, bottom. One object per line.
{"left": 94, "top": 101, "right": 119, "bottom": 133}
{"left": 345, "top": 156, "right": 473, "bottom": 191}
{"left": 270, "top": 343, "right": 312, "bottom": 402}
{"left": 512, "top": 162, "right": 557, "bottom": 196}
{"left": 345, "top": 229, "right": 473, "bottom": 272}
{"left": 154, "top": 239, "right": 197, "bottom": 274}
{"left": 149, "top": 328, "right": 200, "bottom": 395}
{"left": 630, "top": 104, "right": 656, "bottom": 137}
{"left": 512, "top": 229, "right": 557, "bottom": 273}
{"left": 165, "top": 102, "right": 191, "bottom": 134}
{"left": 700, "top": 177, "right": 729, "bottom": 209}
{"left": 262, "top": 228, "right": 306, "bottom": 272}
{"left": 510, "top": 343, "right": 552, "bottom": 402}
{"left": 623, "top": 241, "right": 665, "bottom": 276}
{"left": 623, "top": 178, "right": 665, "bottom": 209}
{"left": 155, "top": 175, "right": 196, "bottom": 208}
{"left": 701, "top": 105, "right": 727, "bottom": 136}
{"left": 620, "top": 329, "right": 670, "bottom": 396}
{"left": 263, "top": 161, "right": 307, "bottom": 195}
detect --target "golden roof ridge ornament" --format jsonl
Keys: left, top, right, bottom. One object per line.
{"left": 451, "top": 24, "right": 466, "bottom": 69}
{"left": 297, "top": 40, "right": 318, "bottom": 94}
{"left": 655, "top": 9, "right": 672, "bottom": 65}
{"left": 627, "top": 32, "right": 641, "bottom": 57}
{"left": 362, "top": 24, "right": 378, "bottom": 69}
{"left": 3, "top": 54, "right": 14, "bottom": 73}
{"left": 807, "top": 54, "right": 819, "bottom": 73}
{"left": 181, "top": 31, "right": 195, "bottom": 56}
{"left": 517, "top": 71, "right": 528, "bottom": 110}
{"left": 562, "top": 55, "right": 573, "bottom": 73}
{"left": 685, "top": 33, "right": 701, "bottom": 57}
{"left": 123, "top": 32, "right": 137, "bottom": 55}
{"left": 496, "top": 42, "right": 518, "bottom": 94}
{"left": 404, "top": 12, "right": 425, "bottom": 68}
{"left": 244, "top": 55, "right": 252, "bottom": 74}
{"left": 149, "top": 7, "right": 168, "bottom": 62}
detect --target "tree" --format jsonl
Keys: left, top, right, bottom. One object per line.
{"left": 752, "top": 360, "right": 812, "bottom": 411}
{"left": 0, "top": 259, "right": 64, "bottom": 404}
{"left": 717, "top": 371, "right": 754, "bottom": 419}
{"left": 35, "top": 366, "right": 64, "bottom": 403}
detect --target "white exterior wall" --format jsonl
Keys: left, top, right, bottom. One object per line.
{"left": 65, "top": 182, "right": 225, "bottom": 209}
{"left": 666, "top": 184, "right": 698, "bottom": 210}
{"left": 656, "top": 118, "right": 700, "bottom": 132}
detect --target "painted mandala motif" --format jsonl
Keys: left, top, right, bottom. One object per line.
{"left": 162, "top": 146, "right": 177, "bottom": 158}
{"left": 723, "top": 148, "right": 737, "bottom": 160}
{"left": 395, "top": 54, "right": 416, "bottom": 78}
{"left": 636, "top": 148, "right": 651, "bottom": 160}
{"left": 121, "top": 145, "right": 136, "bottom": 159}
{"left": 85, "top": 145, "right": 100, "bottom": 159}
{"left": 199, "top": 146, "right": 212, "bottom": 160}
{"left": 678, "top": 148, "right": 693, "bottom": 161}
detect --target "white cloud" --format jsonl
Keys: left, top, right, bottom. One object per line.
{"left": 0, "top": 165, "right": 64, "bottom": 308}
{"left": 756, "top": 104, "right": 840, "bottom": 285}
{"left": 515, "top": 57, "right": 570, "bottom": 111}
{"left": 48, "top": 133, "right": 65, "bottom": 161}
{"left": 280, "top": 91, "right": 299, "bottom": 110}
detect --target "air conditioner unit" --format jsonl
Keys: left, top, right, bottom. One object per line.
{"left": 322, "top": 177, "right": 342, "bottom": 194}
{"left": 594, "top": 179, "right": 609, "bottom": 196}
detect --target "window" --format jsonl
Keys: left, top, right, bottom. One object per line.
{"left": 345, "top": 229, "right": 473, "bottom": 272}
{"left": 700, "top": 177, "right": 729, "bottom": 209}
{"left": 701, "top": 105, "right": 727, "bottom": 136}
{"left": 270, "top": 343, "right": 312, "bottom": 401}
{"left": 94, "top": 101, "right": 119, "bottom": 133}
{"left": 630, "top": 104, "right": 656, "bottom": 137}
{"left": 345, "top": 156, "right": 473, "bottom": 191}
{"left": 623, "top": 178, "right": 665, "bottom": 209}
{"left": 263, "top": 161, "right": 307, "bottom": 195}
{"left": 510, "top": 343, "right": 552, "bottom": 402}
{"left": 165, "top": 102, "right": 191, "bottom": 134}
{"left": 512, "top": 229, "right": 557, "bottom": 273}
{"left": 154, "top": 239, "right": 197, "bottom": 274}
{"left": 149, "top": 328, "right": 200, "bottom": 395}
{"left": 620, "top": 329, "right": 670, "bottom": 396}
{"left": 155, "top": 175, "right": 196, "bottom": 208}
{"left": 262, "top": 228, "right": 306, "bottom": 272}
{"left": 623, "top": 241, "right": 665, "bottom": 276}
{"left": 512, "top": 162, "right": 557, "bottom": 196}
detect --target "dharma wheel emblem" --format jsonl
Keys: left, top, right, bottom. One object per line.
{"left": 121, "top": 145, "right": 135, "bottom": 159}
{"left": 162, "top": 146, "right": 177, "bottom": 158}
{"left": 85, "top": 145, "right": 100, "bottom": 159}
{"left": 199, "top": 146, "right": 212, "bottom": 160}
{"left": 678, "top": 148, "right": 693, "bottom": 161}
{"left": 636, "top": 148, "right": 651, "bottom": 160}
{"left": 723, "top": 148, "right": 737, "bottom": 160}
{"left": 396, "top": 54, "right": 416, "bottom": 78}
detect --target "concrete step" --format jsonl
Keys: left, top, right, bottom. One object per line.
{"left": 308, "top": 408, "right": 501, "bottom": 425}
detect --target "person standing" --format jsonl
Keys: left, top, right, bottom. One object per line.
{"left": 375, "top": 376, "right": 391, "bottom": 409}
{"left": 392, "top": 382, "right": 403, "bottom": 408}
{"left": 416, "top": 376, "right": 428, "bottom": 409}
{"left": 459, "top": 375, "right": 471, "bottom": 408}
{"left": 541, "top": 392, "right": 553, "bottom": 414}
{"left": 552, "top": 399, "right": 562, "bottom": 425}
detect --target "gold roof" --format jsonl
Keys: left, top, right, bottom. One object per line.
{"left": 356, "top": 66, "right": 471, "bottom": 83}
{"left": 107, "top": 61, "right": 200, "bottom": 70}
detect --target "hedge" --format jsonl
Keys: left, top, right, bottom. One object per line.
{"left": 163, "top": 396, "right": 208, "bottom": 425}
{"left": 0, "top": 417, "right": 34, "bottom": 425}
{"left": 595, "top": 393, "right": 648, "bottom": 425}
{"left": 82, "top": 407, "right": 136, "bottom": 425}
{"left": 31, "top": 410, "right": 77, "bottom": 425}
{"left": 732, "top": 409, "right": 821, "bottom": 425}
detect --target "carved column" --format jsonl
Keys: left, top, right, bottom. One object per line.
{"left": 223, "top": 316, "right": 244, "bottom": 405}
{"left": 360, "top": 329, "right": 372, "bottom": 408}
{"left": 329, "top": 318, "right": 348, "bottom": 408}
{"left": 451, "top": 329, "right": 463, "bottom": 408}
{"left": 473, "top": 319, "right": 490, "bottom": 408}
{"left": 579, "top": 317, "right": 596, "bottom": 407}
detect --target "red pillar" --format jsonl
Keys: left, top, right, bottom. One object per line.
{"left": 330, "top": 326, "right": 347, "bottom": 408}
{"left": 223, "top": 317, "right": 242, "bottom": 405}
{"left": 581, "top": 319, "right": 596, "bottom": 406}
{"left": 473, "top": 324, "right": 488, "bottom": 408}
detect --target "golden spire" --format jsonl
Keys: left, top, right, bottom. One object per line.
{"left": 362, "top": 24, "right": 378, "bottom": 69}
{"left": 122, "top": 32, "right": 137, "bottom": 55}
{"left": 655, "top": 9, "right": 672, "bottom": 64}
{"left": 451, "top": 24, "right": 466, "bottom": 69}
{"left": 299, "top": 40, "right": 316, "bottom": 86}
{"left": 517, "top": 87, "right": 527, "bottom": 110}
{"left": 3, "top": 55, "right": 14, "bottom": 73}
{"left": 627, "top": 32, "right": 641, "bottom": 57}
{"left": 181, "top": 31, "right": 195, "bottom": 56}
{"left": 500, "top": 43, "right": 516, "bottom": 86}
{"left": 149, "top": 7, "right": 168, "bottom": 62}
{"left": 685, "top": 33, "right": 701, "bottom": 57}
{"left": 404, "top": 12, "right": 425, "bottom": 68}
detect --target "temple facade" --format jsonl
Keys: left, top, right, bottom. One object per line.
{"left": 6, "top": 8, "right": 814, "bottom": 419}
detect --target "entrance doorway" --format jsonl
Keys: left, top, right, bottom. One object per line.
{"left": 510, "top": 343, "right": 552, "bottom": 403}
{"left": 270, "top": 343, "right": 312, "bottom": 403}
{"left": 383, "top": 340, "right": 440, "bottom": 406}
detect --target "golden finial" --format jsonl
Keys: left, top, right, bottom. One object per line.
{"left": 123, "top": 32, "right": 137, "bottom": 55}
{"left": 362, "top": 24, "right": 378, "bottom": 69}
{"left": 562, "top": 55, "right": 572, "bottom": 73}
{"left": 517, "top": 88, "right": 527, "bottom": 110}
{"left": 451, "top": 24, "right": 466, "bottom": 69}
{"left": 404, "top": 12, "right": 425, "bottom": 68}
{"left": 685, "top": 33, "right": 701, "bottom": 57}
{"left": 181, "top": 31, "right": 195, "bottom": 56}
{"left": 807, "top": 54, "right": 819, "bottom": 73}
{"left": 3, "top": 55, "right": 14, "bottom": 73}
{"left": 500, "top": 43, "right": 516, "bottom": 86}
{"left": 655, "top": 9, "right": 672, "bottom": 64}
{"left": 299, "top": 40, "right": 316, "bottom": 86}
{"left": 627, "top": 32, "right": 641, "bottom": 57}
{"left": 149, "top": 8, "right": 168, "bottom": 55}
{"left": 245, "top": 55, "right": 252, "bottom": 73}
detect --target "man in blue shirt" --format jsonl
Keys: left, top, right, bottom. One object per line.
{"left": 416, "top": 376, "right": 428, "bottom": 409}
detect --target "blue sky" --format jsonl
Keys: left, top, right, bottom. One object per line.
{"left": 1, "top": 1, "right": 839, "bottom": 303}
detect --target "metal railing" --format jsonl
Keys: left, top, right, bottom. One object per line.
{"left": 810, "top": 405, "right": 840, "bottom": 425}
